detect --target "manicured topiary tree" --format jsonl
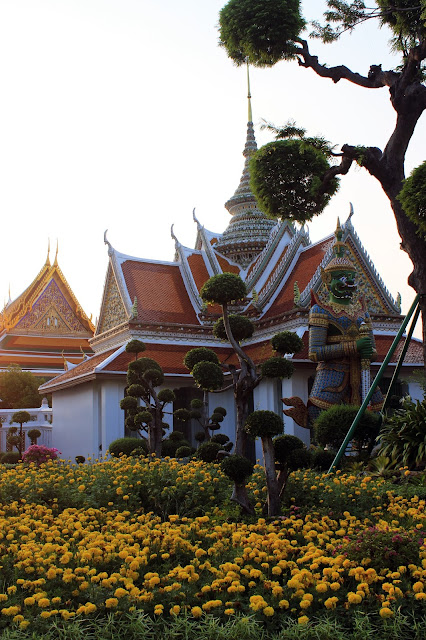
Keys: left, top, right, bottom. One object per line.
{"left": 221, "top": 454, "right": 255, "bottom": 515}
{"left": 245, "top": 410, "right": 284, "bottom": 516}
{"left": 182, "top": 347, "right": 232, "bottom": 446}
{"left": 273, "top": 434, "right": 310, "bottom": 498}
{"left": 120, "top": 340, "right": 176, "bottom": 456}
{"left": 200, "top": 273, "right": 303, "bottom": 458}
{"left": 11, "top": 410, "right": 31, "bottom": 457}
{"left": 108, "top": 437, "right": 148, "bottom": 458}
{"left": 244, "top": 411, "right": 284, "bottom": 516}
{"left": 314, "top": 404, "right": 381, "bottom": 457}
{"left": 27, "top": 428, "right": 41, "bottom": 446}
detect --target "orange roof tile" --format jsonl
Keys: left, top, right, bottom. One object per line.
{"left": 186, "top": 253, "right": 210, "bottom": 294}
{"left": 263, "top": 241, "right": 329, "bottom": 319}
{"left": 121, "top": 261, "right": 200, "bottom": 325}
{"left": 215, "top": 254, "right": 240, "bottom": 275}
{"left": 39, "top": 349, "right": 117, "bottom": 389}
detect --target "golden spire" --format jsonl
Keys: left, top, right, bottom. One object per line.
{"left": 246, "top": 57, "right": 252, "bottom": 123}
{"left": 53, "top": 239, "right": 58, "bottom": 267}
{"left": 45, "top": 239, "right": 51, "bottom": 266}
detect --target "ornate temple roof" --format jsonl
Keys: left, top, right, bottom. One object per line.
{"left": 213, "top": 69, "right": 277, "bottom": 268}
{"left": 0, "top": 245, "right": 94, "bottom": 376}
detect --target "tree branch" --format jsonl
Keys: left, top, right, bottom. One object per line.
{"left": 295, "top": 38, "right": 399, "bottom": 88}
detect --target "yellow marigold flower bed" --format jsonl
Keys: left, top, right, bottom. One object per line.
{"left": 0, "top": 458, "right": 424, "bottom": 632}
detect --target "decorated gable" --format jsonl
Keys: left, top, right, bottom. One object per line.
{"left": 16, "top": 280, "right": 89, "bottom": 334}
{"left": 96, "top": 266, "right": 128, "bottom": 336}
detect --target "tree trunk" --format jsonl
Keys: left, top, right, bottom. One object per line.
{"left": 234, "top": 391, "right": 250, "bottom": 456}
{"left": 261, "top": 436, "right": 281, "bottom": 517}
{"left": 230, "top": 483, "right": 255, "bottom": 515}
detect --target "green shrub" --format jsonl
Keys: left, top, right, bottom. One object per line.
{"left": 108, "top": 437, "right": 148, "bottom": 457}
{"left": 192, "top": 361, "right": 224, "bottom": 391}
{"left": 213, "top": 314, "right": 254, "bottom": 342}
{"left": 183, "top": 348, "right": 219, "bottom": 371}
{"left": 175, "top": 446, "right": 193, "bottom": 458}
{"left": 260, "top": 356, "right": 294, "bottom": 379}
{"left": 311, "top": 448, "right": 337, "bottom": 471}
{"left": 1, "top": 451, "right": 21, "bottom": 464}
{"left": 200, "top": 272, "right": 247, "bottom": 305}
{"left": 378, "top": 397, "right": 426, "bottom": 469}
{"left": 271, "top": 331, "right": 304, "bottom": 355}
{"left": 169, "top": 431, "right": 185, "bottom": 442}
{"left": 244, "top": 410, "right": 283, "bottom": 438}
{"left": 211, "top": 434, "right": 230, "bottom": 446}
{"left": 221, "top": 455, "right": 254, "bottom": 484}
{"left": 273, "top": 434, "right": 305, "bottom": 468}
{"left": 196, "top": 441, "right": 222, "bottom": 463}
{"left": 314, "top": 404, "right": 381, "bottom": 454}
{"left": 27, "top": 428, "right": 41, "bottom": 444}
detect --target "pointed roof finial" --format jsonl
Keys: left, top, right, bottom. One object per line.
{"left": 53, "top": 239, "right": 58, "bottom": 266}
{"left": 245, "top": 57, "right": 252, "bottom": 123}
{"left": 45, "top": 239, "right": 51, "bottom": 266}
{"left": 171, "top": 224, "right": 179, "bottom": 245}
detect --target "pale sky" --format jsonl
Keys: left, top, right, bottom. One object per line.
{"left": 0, "top": 1, "right": 424, "bottom": 337}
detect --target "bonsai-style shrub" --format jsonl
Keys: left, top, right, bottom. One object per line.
{"left": 161, "top": 431, "right": 191, "bottom": 457}
{"left": 213, "top": 315, "right": 254, "bottom": 342}
{"left": 221, "top": 454, "right": 255, "bottom": 515}
{"left": 398, "top": 161, "right": 426, "bottom": 239}
{"left": 108, "top": 437, "right": 148, "bottom": 458}
{"left": 175, "top": 445, "right": 194, "bottom": 458}
{"left": 11, "top": 410, "right": 31, "bottom": 457}
{"left": 314, "top": 404, "right": 381, "bottom": 456}
{"left": 183, "top": 348, "right": 219, "bottom": 371}
{"left": 260, "top": 356, "right": 294, "bottom": 379}
{"left": 1, "top": 451, "right": 21, "bottom": 464}
{"left": 311, "top": 447, "right": 336, "bottom": 471}
{"left": 218, "top": 0, "right": 305, "bottom": 66}
{"left": 27, "top": 429, "right": 41, "bottom": 445}
{"left": 273, "top": 434, "right": 310, "bottom": 497}
{"left": 125, "top": 339, "right": 146, "bottom": 359}
{"left": 271, "top": 331, "right": 304, "bottom": 355}
{"left": 120, "top": 341, "right": 176, "bottom": 456}
{"left": 196, "top": 441, "right": 222, "bottom": 463}
{"left": 245, "top": 410, "right": 284, "bottom": 516}
{"left": 200, "top": 272, "right": 246, "bottom": 305}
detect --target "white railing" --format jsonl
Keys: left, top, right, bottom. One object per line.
{"left": 0, "top": 399, "right": 53, "bottom": 452}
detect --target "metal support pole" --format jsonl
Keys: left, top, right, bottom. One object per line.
{"left": 382, "top": 303, "right": 421, "bottom": 411}
{"left": 327, "top": 294, "right": 420, "bottom": 473}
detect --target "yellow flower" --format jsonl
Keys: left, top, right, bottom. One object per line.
{"left": 170, "top": 605, "right": 180, "bottom": 615}
{"left": 154, "top": 604, "right": 163, "bottom": 615}
{"left": 191, "top": 606, "right": 203, "bottom": 618}
{"left": 105, "top": 598, "right": 118, "bottom": 609}
{"left": 224, "top": 608, "right": 235, "bottom": 615}
{"left": 263, "top": 606, "right": 274, "bottom": 616}
{"left": 298, "top": 615, "right": 309, "bottom": 625}
{"left": 19, "top": 621, "right": 31, "bottom": 630}
{"left": 413, "top": 581, "right": 424, "bottom": 593}
{"left": 379, "top": 607, "right": 394, "bottom": 618}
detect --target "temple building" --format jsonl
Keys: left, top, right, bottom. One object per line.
{"left": 40, "top": 95, "right": 424, "bottom": 460}
{"left": 0, "top": 245, "right": 95, "bottom": 381}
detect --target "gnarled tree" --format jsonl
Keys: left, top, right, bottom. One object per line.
{"left": 219, "top": 0, "right": 426, "bottom": 365}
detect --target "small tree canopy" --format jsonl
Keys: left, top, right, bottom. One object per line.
{"left": 213, "top": 314, "right": 254, "bottom": 342}
{"left": 134, "top": 410, "right": 153, "bottom": 426}
{"left": 157, "top": 388, "right": 176, "bottom": 404}
{"left": 213, "top": 406, "right": 227, "bottom": 417}
{"left": 273, "top": 434, "right": 305, "bottom": 465}
{"left": 200, "top": 273, "right": 247, "bottom": 306}
{"left": 261, "top": 356, "right": 294, "bottom": 379}
{"left": 11, "top": 410, "right": 31, "bottom": 425}
{"left": 173, "top": 408, "right": 192, "bottom": 422}
{"left": 184, "top": 347, "right": 219, "bottom": 371}
{"left": 221, "top": 455, "right": 254, "bottom": 484}
{"left": 219, "top": 0, "right": 305, "bottom": 66}
{"left": 271, "top": 331, "right": 304, "bottom": 355}
{"left": 398, "top": 161, "right": 426, "bottom": 239}
{"left": 250, "top": 140, "right": 339, "bottom": 223}
{"left": 127, "top": 384, "right": 145, "bottom": 397}
{"left": 0, "top": 365, "right": 44, "bottom": 409}
{"left": 125, "top": 339, "right": 146, "bottom": 356}
{"left": 192, "top": 361, "right": 224, "bottom": 391}
{"left": 120, "top": 396, "right": 139, "bottom": 412}
{"left": 244, "top": 410, "right": 284, "bottom": 438}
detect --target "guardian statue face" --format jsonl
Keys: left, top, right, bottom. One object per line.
{"left": 328, "top": 269, "right": 357, "bottom": 302}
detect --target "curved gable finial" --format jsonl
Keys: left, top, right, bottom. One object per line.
{"left": 104, "top": 229, "right": 113, "bottom": 257}
{"left": 171, "top": 224, "right": 179, "bottom": 245}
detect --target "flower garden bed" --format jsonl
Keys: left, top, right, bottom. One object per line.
{"left": 0, "top": 456, "right": 425, "bottom": 639}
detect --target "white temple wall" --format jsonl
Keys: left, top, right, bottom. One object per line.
{"left": 100, "top": 380, "right": 126, "bottom": 456}
{"left": 407, "top": 380, "right": 424, "bottom": 402}
{"left": 52, "top": 383, "right": 101, "bottom": 461}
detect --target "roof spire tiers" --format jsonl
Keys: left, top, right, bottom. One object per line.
{"left": 215, "top": 68, "right": 275, "bottom": 268}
